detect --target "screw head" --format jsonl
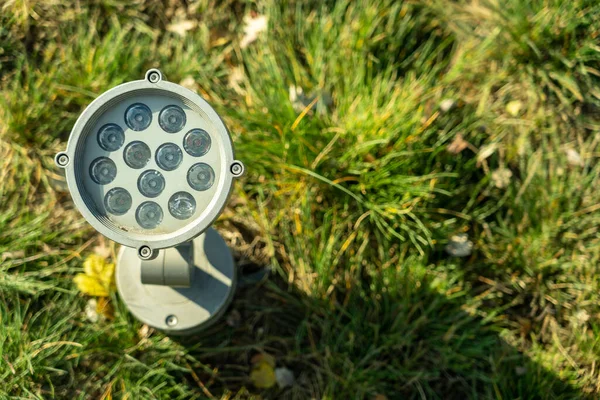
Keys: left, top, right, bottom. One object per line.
{"left": 56, "top": 153, "right": 69, "bottom": 167}
{"left": 230, "top": 161, "right": 245, "bottom": 177}
{"left": 138, "top": 246, "right": 152, "bottom": 259}
{"left": 145, "top": 69, "right": 163, "bottom": 83}
{"left": 165, "top": 314, "right": 178, "bottom": 327}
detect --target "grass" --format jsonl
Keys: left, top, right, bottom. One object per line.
{"left": 1, "top": 0, "right": 599, "bottom": 398}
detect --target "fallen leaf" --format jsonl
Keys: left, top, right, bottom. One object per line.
{"left": 447, "top": 134, "right": 468, "bottom": 154}
{"left": 1, "top": 250, "right": 25, "bottom": 262}
{"left": 476, "top": 143, "right": 498, "bottom": 167}
{"left": 138, "top": 324, "right": 152, "bottom": 340}
{"left": 228, "top": 66, "right": 245, "bottom": 95}
{"left": 491, "top": 167, "right": 513, "bottom": 188}
{"left": 167, "top": 20, "right": 197, "bottom": 37}
{"left": 74, "top": 254, "right": 115, "bottom": 297}
{"left": 439, "top": 98, "right": 456, "bottom": 113}
{"left": 275, "top": 367, "right": 294, "bottom": 388}
{"left": 250, "top": 353, "right": 276, "bottom": 389}
{"left": 565, "top": 148, "right": 583, "bottom": 167}
{"left": 240, "top": 14, "right": 268, "bottom": 48}
{"left": 506, "top": 100, "right": 523, "bottom": 117}
{"left": 573, "top": 310, "right": 590, "bottom": 325}
{"left": 75, "top": 275, "right": 110, "bottom": 297}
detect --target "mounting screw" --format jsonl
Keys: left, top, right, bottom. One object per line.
{"left": 230, "top": 160, "right": 245, "bottom": 177}
{"left": 146, "top": 69, "right": 162, "bottom": 83}
{"left": 166, "top": 314, "right": 178, "bottom": 327}
{"left": 138, "top": 245, "right": 153, "bottom": 260}
{"left": 55, "top": 153, "right": 69, "bottom": 168}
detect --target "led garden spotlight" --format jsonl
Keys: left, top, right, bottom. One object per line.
{"left": 55, "top": 69, "right": 245, "bottom": 334}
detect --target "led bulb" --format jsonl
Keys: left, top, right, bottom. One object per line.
{"left": 187, "top": 163, "right": 215, "bottom": 191}
{"left": 183, "top": 129, "right": 211, "bottom": 157}
{"left": 89, "top": 157, "right": 117, "bottom": 184}
{"left": 159, "top": 105, "right": 186, "bottom": 133}
{"left": 125, "top": 103, "right": 152, "bottom": 131}
{"left": 124, "top": 141, "right": 151, "bottom": 169}
{"left": 97, "top": 123, "right": 125, "bottom": 151}
{"left": 104, "top": 187, "right": 132, "bottom": 215}
{"left": 136, "top": 201, "right": 163, "bottom": 229}
{"left": 156, "top": 143, "right": 183, "bottom": 171}
{"left": 168, "top": 192, "right": 196, "bottom": 220}
{"left": 138, "top": 170, "right": 166, "bottom": 198}
{"left": 56, "top": 68, "right": 243, "bottom": 250}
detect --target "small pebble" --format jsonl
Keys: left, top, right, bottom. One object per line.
{"left": 275, "top": 367, "right": 295, "bottom": 388}
{"left": 445, "top": 233, "right": 473, "bottom": 257}
{"left": 85, "top": 299, "right": 99, "bottom": 323}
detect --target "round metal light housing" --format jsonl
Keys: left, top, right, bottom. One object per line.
{"left": 55, "top": 69, "right": 244, "bottom": 254}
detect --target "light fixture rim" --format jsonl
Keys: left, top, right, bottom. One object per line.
{"left": 60, "top": 72, "right": 237, "bottom": 251}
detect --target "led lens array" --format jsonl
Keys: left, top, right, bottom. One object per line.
{"left": 87, "top": 103, "right": 215, "bottom": 230}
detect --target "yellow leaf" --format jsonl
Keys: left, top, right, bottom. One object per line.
{"left": 250, "top": 360, "right": 276, "bottom": 389}
{"left": 75, "top": 254, "right": 115, "bottom": 297}
{"left": 74, "top": 274, "right": 109, "bottom": 297}
{"left": 83, "top": 254, "right": 104, "bottom": 276}
{"left": 505, "top": 100, "right": 522, "bottom": 117}
{"left": 99, "top": 262, "right": 116, "bottom": 292}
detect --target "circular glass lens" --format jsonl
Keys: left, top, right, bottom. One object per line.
{"left": 125, "top": 103, "right": 152, "bottom": 131}
{"left": 155, "top": 143, "right": 183, "bottom": 171}
{"left": 159, "top": 105, "right": 186, "bottom": 133}
{"left": 97, "top": 124, "right": 125, "bottom": 151}
{"left": 104, "top": 187, "right": 132, "bottom": 215}
{"left": 187, "top": 163, "right": 215, "bottom": 191}
{"left": 138, "top": 170, "right": 165, "bottom": 198}
{"left": 124, "top": 141, "right": 151, "bottom": 169}
{"left": 89, "top": 157, "right": 117, "bottom": 185}
{"left": 136, "top": 201, "right": 163, "bottom": 229}
{"left": 168, "top": 192, "right": 196, "bottom": 220}
{"left": 183, "top": 129, "right": 211, "bottom": 157}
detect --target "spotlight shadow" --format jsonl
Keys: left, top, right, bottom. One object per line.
{"left": 169, "top": 262, "right": 588, "bottom": 399}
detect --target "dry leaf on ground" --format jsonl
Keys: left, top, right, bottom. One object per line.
{"left": 506, "top": 100, "right": 523, "bottom": 116}
{"left": 73, "top": 254, "right": 115, "bottom": 297}
{"left": 447, "top": 134, "right": 469, "bottom": 154}
{"left": 167, "top": 20, "right": 197, "bottom": 37}
{"left": 241, "top": 15, "right": 268, "bottom": 48}
{"left": 491, "top": 167, "right": 513, "bottom": 188}
{"left": 250, "top": 353, "right": 276, "bottom": 389}
{"left": 565, "top": 148, "right": 583, "bottom": 167}
{"left": 439, "top": 98, "right": 456, "bottom": 113}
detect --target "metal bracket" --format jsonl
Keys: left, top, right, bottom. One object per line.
{"left": 116, "top": 228, "right": 236, "bottom": 334}
{"left": 141, "top": 242, "right": 192, "bottom": 287}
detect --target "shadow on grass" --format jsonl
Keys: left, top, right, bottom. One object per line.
{"left": 171, "top": 265, "right": 588, "bottom": 400}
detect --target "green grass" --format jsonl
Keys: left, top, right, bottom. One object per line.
{"left": 1, "top": 0, "right": 600, "bottom": 398}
